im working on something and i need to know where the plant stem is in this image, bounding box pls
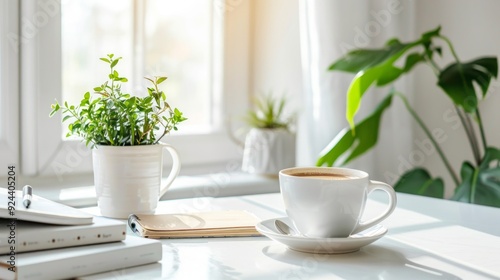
[470,168,479,203]
[155,127,170,144]
[476,109,488,151]
[465,112,482,163]
[428,39,484,164]
[66,107,97,147]
[395,91,460,186]
[455,106,481,165]
[426,56,441,76]
[438,35,461,63]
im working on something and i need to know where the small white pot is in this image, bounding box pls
[92,143,180,219]
[241,128,295,175]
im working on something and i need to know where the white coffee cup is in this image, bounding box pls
[279,167,397,238]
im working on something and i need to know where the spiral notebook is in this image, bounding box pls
[128,210,262,238]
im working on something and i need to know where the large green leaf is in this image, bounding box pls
[329,27,441,129]
[316,93,393,167]
[329,43,407,73]
[421,26,442,42]
[394,168,444,198]
[344,67,383,128]
[329,27,440,73]
[376,52,428,86]
[452,147,500,207]
[438,57,498,112]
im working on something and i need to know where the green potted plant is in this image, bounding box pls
[241,94,295,175]
[50,54,187,218]
[317,26,500,207]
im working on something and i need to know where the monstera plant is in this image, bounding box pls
[317,26,500,207]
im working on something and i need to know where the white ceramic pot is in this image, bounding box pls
[241,128,295,175]
[92,142,180,219]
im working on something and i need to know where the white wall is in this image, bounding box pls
[414,0,500,196]
[249,0,302,121]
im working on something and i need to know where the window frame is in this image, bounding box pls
[0,0,19,171]
[20,0,251,180]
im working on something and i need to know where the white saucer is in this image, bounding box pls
[256,217,387,254]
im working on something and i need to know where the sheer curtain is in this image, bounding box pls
[298,0,416,182]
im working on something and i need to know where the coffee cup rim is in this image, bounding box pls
[279,167,368,180]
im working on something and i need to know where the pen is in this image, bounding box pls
[23,185,33,208]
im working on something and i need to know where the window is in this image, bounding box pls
[0,0,19,171]
[61,0,212,134]
[19,0,250,180]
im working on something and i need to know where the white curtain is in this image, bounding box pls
[298,0,416,183]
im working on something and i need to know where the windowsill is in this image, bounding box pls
[31,172,280,208]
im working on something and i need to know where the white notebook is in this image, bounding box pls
[0,188,93,225]
[0,216,126,254]
[0,235,162,280]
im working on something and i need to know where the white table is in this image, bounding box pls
[81,192,500,279]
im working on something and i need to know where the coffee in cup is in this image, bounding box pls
[279,167,397,238]
[290,173,357,180]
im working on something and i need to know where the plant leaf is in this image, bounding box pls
[344,66,382,128]
[331,31,440,129]
[452,147,500,207]
[49,102,60,117]
[317,93,393,166]
[156,77,167,84]
[315,127,354,167]
[110,59,119,68]
[421,26,442,41]
[50,54,185,147]
[437,57,498,112]
[329,49,400,73]
[375,52,427,87]
[245,93,291,129]
[480,147,500,169]
[394,168,444,198]
[327,35,429,73]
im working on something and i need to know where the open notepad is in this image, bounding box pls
[128,210,262,238]
[0,189,93,225]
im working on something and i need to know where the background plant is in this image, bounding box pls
[50,54,187,147]
[244,93,293,130]
[317,26,500,207]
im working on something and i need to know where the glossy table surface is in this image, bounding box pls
[80,192,500,280]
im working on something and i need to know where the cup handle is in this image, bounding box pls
[158,142,181,199]
[351,180,397,235]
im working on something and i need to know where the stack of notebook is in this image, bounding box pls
[0,189,162,280]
